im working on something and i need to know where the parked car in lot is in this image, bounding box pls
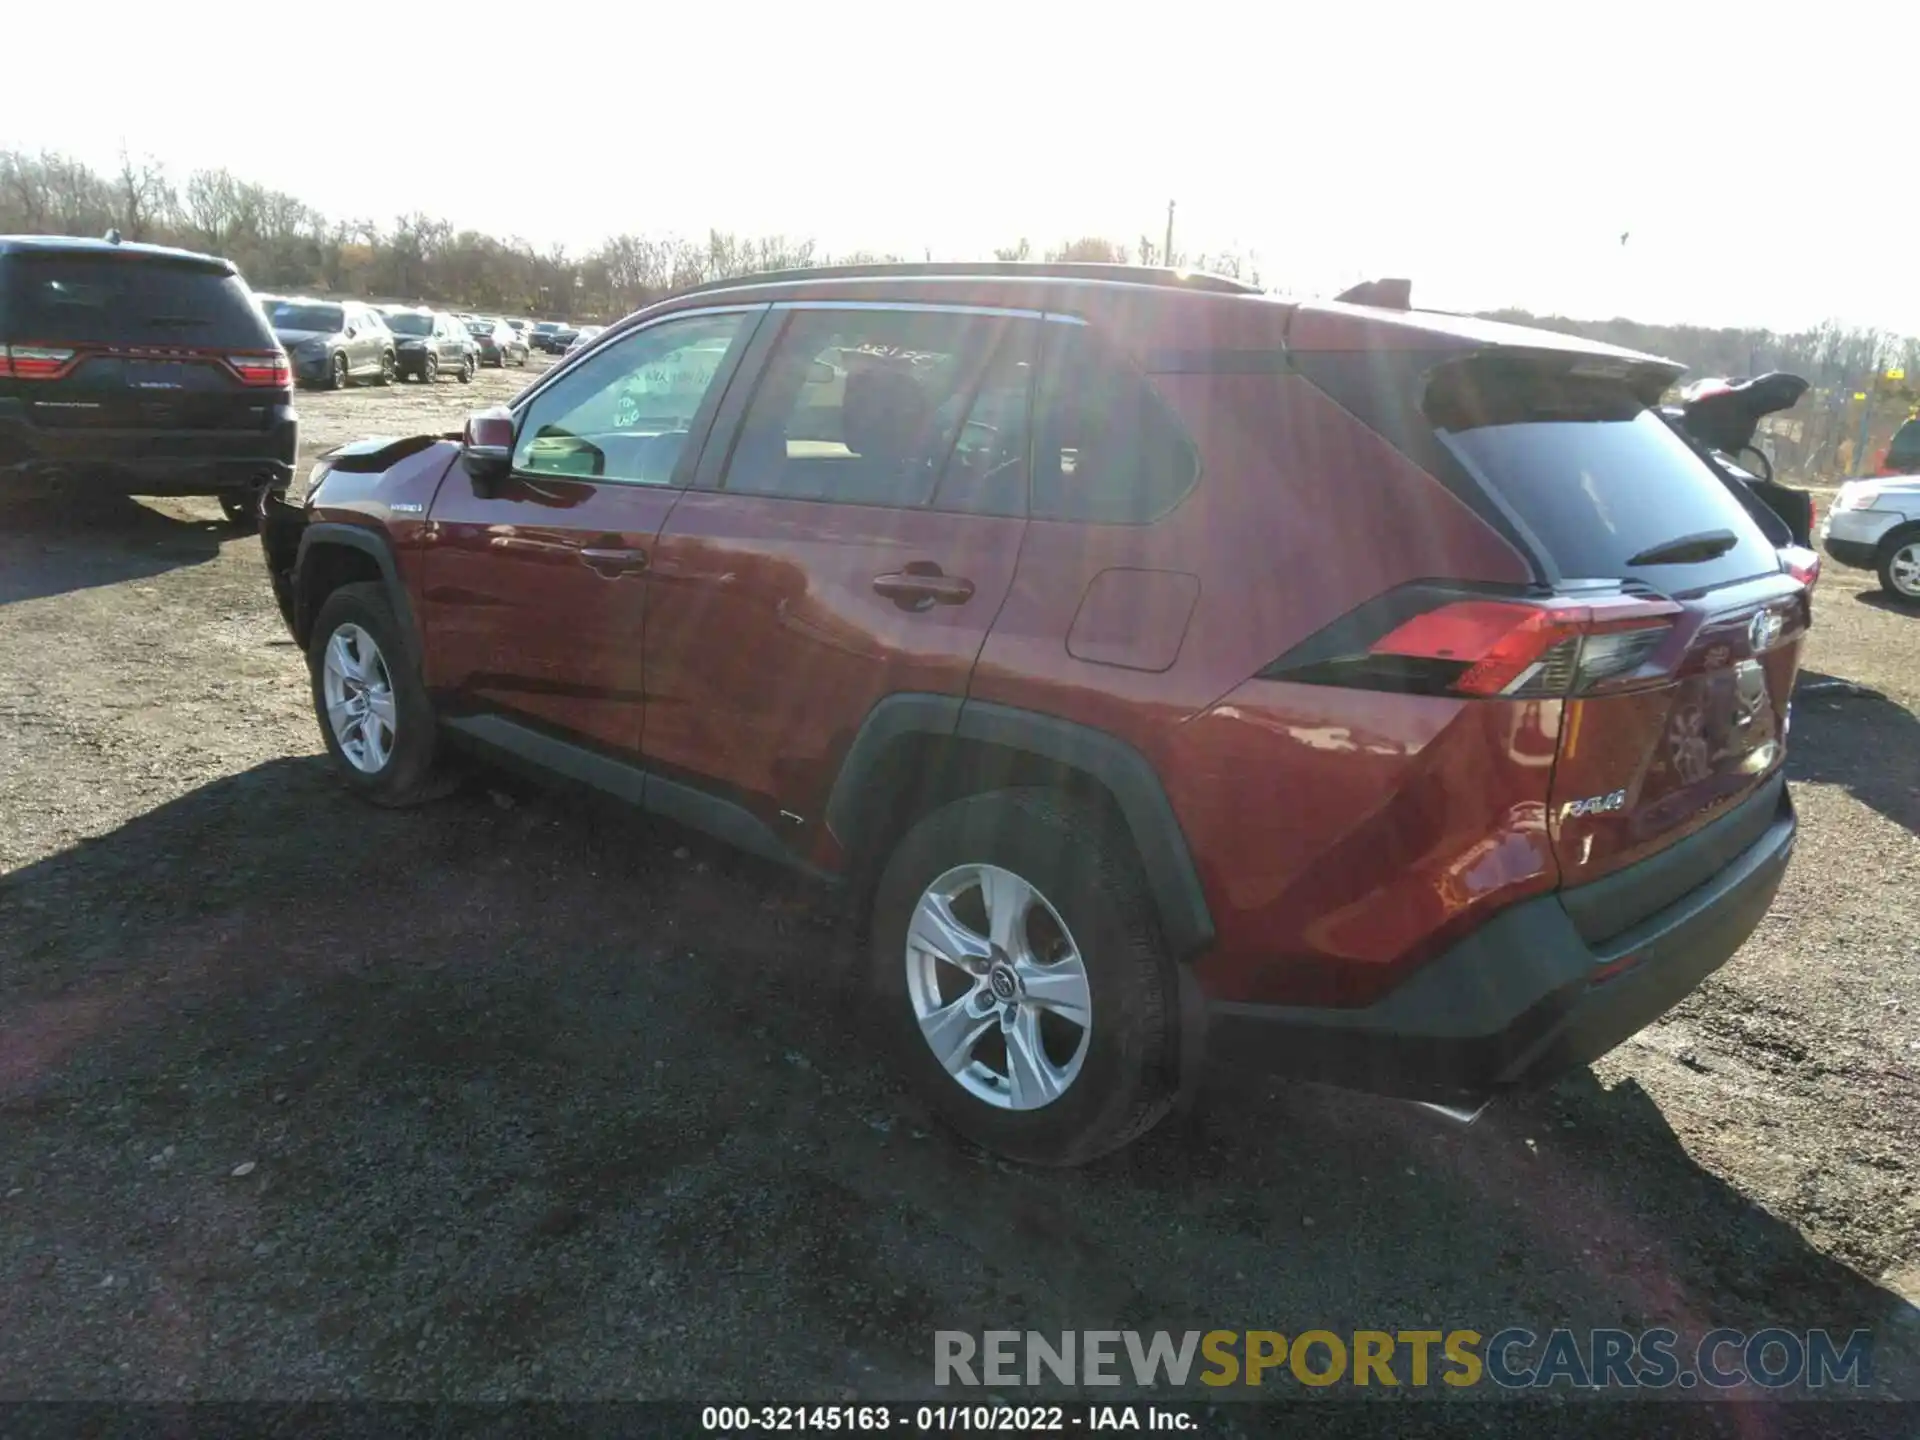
[265,299,395,389]
[0,234,295,528]
[377,307,477,384]
[1873,416,1920,477]
[563,324,604,354]
[466,316,529,368]
[259,261,1806,1165]
[1823,475,1920,603]
[538,323,580,354]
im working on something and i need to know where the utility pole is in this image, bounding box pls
[1164,200,1176,268]
[1853,370,1877,477]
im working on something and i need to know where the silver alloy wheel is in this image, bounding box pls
[904,863,1092,1111]
[321,623,398,773]
[1890,542,1920,597]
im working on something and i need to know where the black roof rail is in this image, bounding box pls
[1334,277,1412,309]
[667,260,1264,300]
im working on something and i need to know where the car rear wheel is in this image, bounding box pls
[1880,532,1920,604]
[421,354,439,385]
[308,582,455,807]
[458,356,475,384]
[868,788,1178,1166]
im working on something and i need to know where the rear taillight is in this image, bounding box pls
[1781,545,1821,590]
[1260,588,1681,698]
[0,344,80,380]
[226,351,291,388]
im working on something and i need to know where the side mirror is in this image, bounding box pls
[463,407,515,494]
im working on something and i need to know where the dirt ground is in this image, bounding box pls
[1,365,1917,1419]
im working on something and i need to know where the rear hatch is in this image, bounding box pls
[1426,353,1805,934]
[0,250,285,434]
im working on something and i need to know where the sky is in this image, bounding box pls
[11,1,1917,335]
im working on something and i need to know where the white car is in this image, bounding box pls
[564,325,606,354]
[1822,475,1920,602]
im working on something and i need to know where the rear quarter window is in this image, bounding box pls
[1427,359,1780,591]
[2,254,273,349]
[1029,324,1198,524]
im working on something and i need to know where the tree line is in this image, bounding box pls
[4,147,1909,478]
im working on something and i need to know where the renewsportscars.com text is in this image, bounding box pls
[934,1327,1873,1390]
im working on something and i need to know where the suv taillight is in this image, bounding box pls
[1260,588,1682,698]
[226,351,291,388]
[0,345,80,380]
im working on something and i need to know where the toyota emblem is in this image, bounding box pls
[1749,609,1783,653]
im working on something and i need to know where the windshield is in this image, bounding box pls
[466,321,493,335]
[269,302,344,334]
[384,312,433,337]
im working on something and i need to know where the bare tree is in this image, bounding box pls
[114,149,176,241]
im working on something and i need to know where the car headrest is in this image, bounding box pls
[841,365,933,464]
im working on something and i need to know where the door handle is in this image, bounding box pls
[872,566,975,611]
[581,546,647,577]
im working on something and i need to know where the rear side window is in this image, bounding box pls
[3,254,272,348]
[1030,324,1198,524]
[1428,359,1779,589]
[1888,419,1920,467]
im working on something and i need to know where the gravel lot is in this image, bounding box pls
[1,365,1917,1419]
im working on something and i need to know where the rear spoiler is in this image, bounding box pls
[1335,277,1412,309]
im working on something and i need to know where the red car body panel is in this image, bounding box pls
[642,491,1027,849]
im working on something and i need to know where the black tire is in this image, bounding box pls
[458,356,475,384]
[217,490,259,532]
[1876,526,1920,605]
[307,582,455,807]
[378,351,396,386]
[329,352,350,390]
[868,788,1178,1166]
[421,353,439,385]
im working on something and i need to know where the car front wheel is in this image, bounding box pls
[1879,532,1920,604]
[421,354,439,385]
[869,788,1178,1166]
[329,352,349,390]
[458,356,475,384]
[308,582,455,807]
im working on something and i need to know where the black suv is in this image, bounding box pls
[0,234,296,526]
[379,308,478,384]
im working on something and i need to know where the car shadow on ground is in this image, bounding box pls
[0,494,228,606]
[0,759,1914,1406]
[1790,669,1920,838]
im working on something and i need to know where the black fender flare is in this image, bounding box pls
[294,522,423,661]
[825,695,1216,962]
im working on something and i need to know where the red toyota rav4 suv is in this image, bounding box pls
[260,263,1804,1165]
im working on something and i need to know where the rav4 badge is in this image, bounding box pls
[1563,789,1628,818]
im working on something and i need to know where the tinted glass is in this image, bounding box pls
[384,312,431,336]
[4,255,271,348]
[1887,419,1920,467]
[1430,361,1779,588]
[721,307,1024,508]
[513,311,749,485]
[1029,324,1198,523]
[269,302,345,334]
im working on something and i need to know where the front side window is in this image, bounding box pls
[720,307,1033,511]
[512,310,752,486]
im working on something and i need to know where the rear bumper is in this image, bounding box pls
[0,402,297,496]
[1205,785,1797,1104]
[1821,536,1879,570]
